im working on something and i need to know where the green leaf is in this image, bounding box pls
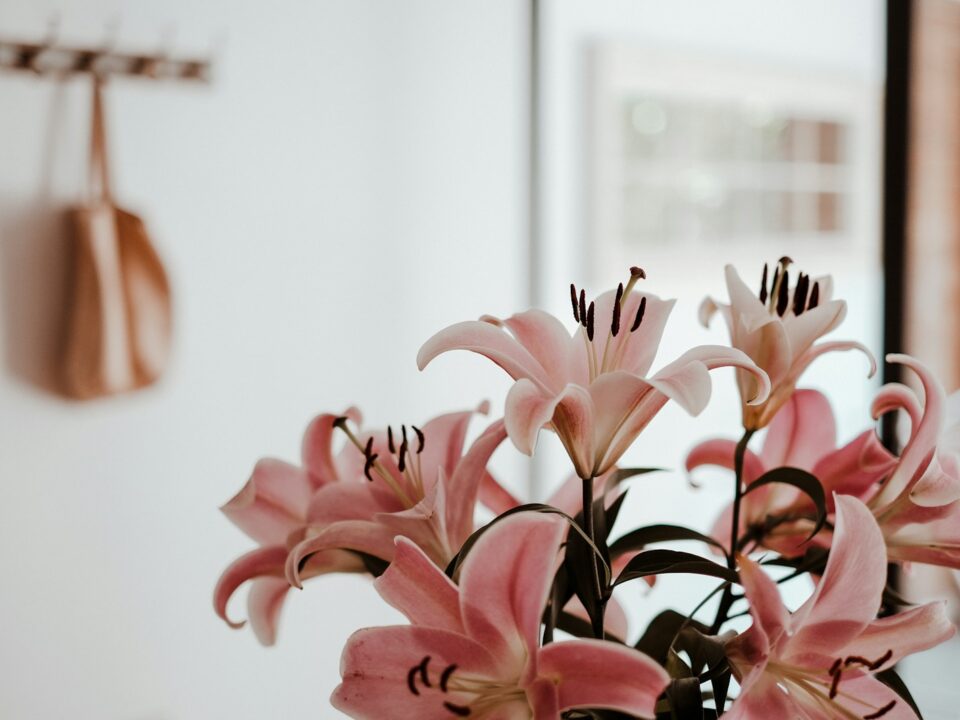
[615,549,739,587]
[610,524,729,561]
[875,668,924,719]
[743,467,827,545]
[608,466,664,487]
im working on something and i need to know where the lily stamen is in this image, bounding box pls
[333,417,416,507]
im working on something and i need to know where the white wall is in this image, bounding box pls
[0,1,528,718]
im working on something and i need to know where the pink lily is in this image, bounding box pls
[283,405,508,587]
[214,405,506,644]
[686,389,894,555]
[332,513,670,719]
[868,355,960,566]
[213,408,366,645]
[699,260,875,430]
[725,495,954,719]
[418,269,769,480]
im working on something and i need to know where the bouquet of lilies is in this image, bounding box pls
[215,258,960,719]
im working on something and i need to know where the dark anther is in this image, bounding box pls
[611,283,623,337]
[440,663,457,693]
[402,424,409,448]
[630,296,647,332]
[398,438,408,473]
[770,266,780,303]
[829,658,842,676]
[779,255,793,265]
[845,649,892,671]
[864,700,897,719]
[630,266,646,279]
[828,669,842,699]
[793,273,810,316]
[333,416,351,431]
[417,655,432,688]
[363,438,378,481]
[443,701,471,717]
[759,263,769,304]
[412,425,425,454]
[407,665,420,696]
[586,301,595,341]
[776,270,790,317]
[578,289,587,327]
[808,281,820,310]
[570,283,580,323]
[387,426,396,454]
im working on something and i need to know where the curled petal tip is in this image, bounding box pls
[697,296,719,328]
[476,399,491,415]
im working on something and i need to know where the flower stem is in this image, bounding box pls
[582,476,606,639]
[711,428,754,633]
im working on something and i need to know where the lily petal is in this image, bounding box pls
[213,545,288,629]
[445,419,509,545]
[247,577,291,646]
[302,408,361,485]
[285,521,397,588]
[843,601,954,668]
[537,639,669,718]
[375,537,464,634]
[220,459,312,546]
[760,389,836,469]
[685,438,765,485]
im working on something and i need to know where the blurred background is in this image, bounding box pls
[0,0,957,718]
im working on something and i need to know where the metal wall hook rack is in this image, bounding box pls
[0,36,212,83]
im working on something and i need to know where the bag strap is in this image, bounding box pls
[89,75,112,204]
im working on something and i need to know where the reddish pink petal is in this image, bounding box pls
[501,309,577,388]
[373,479,453,566]
[536,639,669,718]
[417,319,554,391]
[787,340,877,394]
[246,577,290,646]
[302,408,361,485]
[332,626,500,720]
[445,419,509,546]
[760,389,836,469]
[458,514,566,674]
[738,554,790,648]
[375,537,464,633]
[417,407,483,490]
[213,545,287,629]
[561,595,629,642]
[844,601,954,667]
[685,438,765,485]
[479,472,522,515]
[788,496,886,659]
[285,521,397,588]
[812,430,894,504]
[220,459,312,546]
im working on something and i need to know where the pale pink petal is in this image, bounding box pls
[550,384,596,480]
[458,514,566,673]
[246,577,291,646]
[374,479,452,566]
[302,408,361,485]
[375,537,464,634]
[417,407,482,489]
[589,290,675,378]
[500,309,576,388]
[880,355,945,504]
[445,419,509,546]
[220,459,312,546]
[724,264,778,336]
[910,453,960,507]
[214,545,288,629]
[738,554,790,647]
[537,639,669,718]
[782,299,847,358]
[760,389,836,469]
[788,496,886,659]
[332,626,500,720]
[788,340,877,390]
[504,378,559,456]
[871,382,923,431]
[417,320,553,391]
[833,675,921,720]
[724,672,796,720]
[685,438,765,485]
[698,294,733,334]
[306,481,404,525]
[843,601,954,667]
[655,345,772,407]
[285,521,397,588]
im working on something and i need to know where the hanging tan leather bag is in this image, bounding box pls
[62,77,172,399]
